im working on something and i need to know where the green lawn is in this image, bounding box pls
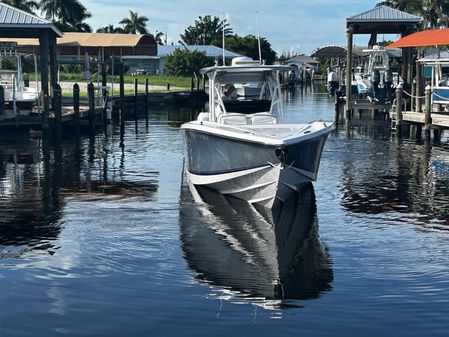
[29,73,192,88]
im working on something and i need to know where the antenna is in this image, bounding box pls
[222,13,226,66]
[256,12,262,64]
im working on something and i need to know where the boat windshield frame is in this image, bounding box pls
[203,65,291,123]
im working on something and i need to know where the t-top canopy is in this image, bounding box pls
[387,28,449,48]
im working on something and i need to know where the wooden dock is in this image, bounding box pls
[400,111,449,128]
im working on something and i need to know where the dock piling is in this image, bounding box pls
[134,78,138,120]
[145,78,149,128]
[395,84,404,136]
[0,86,4,116]
[119,63,125,144]
[424,85,432,140]
[53,83,62,140]
[73,83,80,133]
[88,82,95,133]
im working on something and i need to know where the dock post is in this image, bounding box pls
[88,82,95,134]
[395,84,403,137]
[191,77,194,92]
[334,94,340,125]
[119,63,125,144]
[73,83,80,134]
[416,59,423,112]
[424,85,432,140]
[345,26,353,122]
[167,83,170,91]
[0,86,4,116]
[196,76,200,115]
[53,83,62,141]
[134,78,138,120]
[411,79,416,112]
[145,78,149,128]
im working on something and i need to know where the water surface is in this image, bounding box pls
[1,85,449,336]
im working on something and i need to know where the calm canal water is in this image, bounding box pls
[1,85,449,336]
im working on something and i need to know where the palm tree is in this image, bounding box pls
[2,0,39,13]
[96,25,125,34]
[40,0,92,32]
[377,0,449,28]
[376,0,422,14]
[153,31,165,45]
[421,0,449,28]
[119,11,149,34]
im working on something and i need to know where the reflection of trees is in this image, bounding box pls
[179,182,333,308]
[0,132,159,254]
[340,139,449,223]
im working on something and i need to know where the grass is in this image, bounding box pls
[29,72,191,88]
[61,88,182,98]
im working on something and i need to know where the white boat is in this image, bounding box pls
[180,57,334,208]
[355,45,402,102]
[418,55,449,107]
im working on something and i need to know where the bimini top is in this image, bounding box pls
[387,28,449,48]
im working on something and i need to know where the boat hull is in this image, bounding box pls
[182,125,331,207]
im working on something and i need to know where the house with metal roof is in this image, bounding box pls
[156,45,242,75]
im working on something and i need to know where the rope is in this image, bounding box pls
[432,92,449,101]
[401,89,425,99]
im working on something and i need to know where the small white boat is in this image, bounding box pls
[180,57,334,208]
[355,45,402,102]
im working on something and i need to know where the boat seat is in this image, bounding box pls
[218,113,248,125]
[250,113,278,124]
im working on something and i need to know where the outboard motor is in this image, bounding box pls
[371,69,380,99]
[327,71,339,96]
[384,70,393,101]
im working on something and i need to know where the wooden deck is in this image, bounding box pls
[401,111,449,128]
[0,105,102,128]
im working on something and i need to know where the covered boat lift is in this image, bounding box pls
[0,2,62,131]
[345,6,422,115]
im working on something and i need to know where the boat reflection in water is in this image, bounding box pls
[179,181,333,309]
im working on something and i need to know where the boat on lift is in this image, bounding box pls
[180,57,333,208]
[355,45,402,102]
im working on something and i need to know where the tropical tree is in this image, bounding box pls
[180,15,233,46]
[377,0,449,28]
[153,31,165,45]
[96,25,125,34]
[40,0,92,32]
[226,35,277,65]
[376,0,422,14]
[164,48,214,77]
[119,11,149,34]
[421,0,449,28]
[2,0,39,13]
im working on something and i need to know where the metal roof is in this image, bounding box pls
[0,2,62,36]
[158,45,242,58]
[387,28,449,48]
[347,5,422,23]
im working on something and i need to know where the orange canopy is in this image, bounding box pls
[387,28,449,48]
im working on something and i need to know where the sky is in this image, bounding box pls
[83,0,384,55]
